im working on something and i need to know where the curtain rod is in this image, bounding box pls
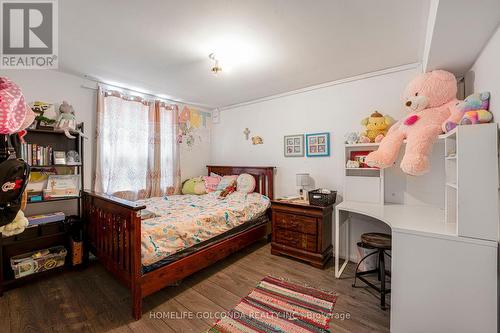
[81,75,213,111]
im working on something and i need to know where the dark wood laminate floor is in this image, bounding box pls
[0,241,390,333]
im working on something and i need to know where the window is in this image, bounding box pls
[94,88,179,200]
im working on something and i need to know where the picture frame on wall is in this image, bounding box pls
[306,132,330,157]
[284,134,304,157]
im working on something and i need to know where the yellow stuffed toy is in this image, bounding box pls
[360,111,394,143]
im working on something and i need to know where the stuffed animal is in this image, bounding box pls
[365,70,458,176]
[0,210,28,237]
[442,92,492,133]
[360,111,394,143]
[30,101,57,128]
[56,101,77,139]
[344,132,359,144]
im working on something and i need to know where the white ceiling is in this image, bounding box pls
[60,0,430,108]
[424,0,500,76]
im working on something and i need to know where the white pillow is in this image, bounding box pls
[236,173,256,193]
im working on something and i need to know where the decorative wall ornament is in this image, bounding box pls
[177,105,212,148]
[212,108,220,124]
[306,132,330,157]
[284,134,304,157]
[243,128,250,140]
[251,136,263,145]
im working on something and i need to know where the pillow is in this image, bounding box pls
[203,175,222,192]
[236,173,256,193]
[182,177,207,195]
[216,175,238,191]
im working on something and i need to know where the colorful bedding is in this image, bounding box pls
[137,191,271,267]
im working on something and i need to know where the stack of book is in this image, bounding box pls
[20,143,54,166]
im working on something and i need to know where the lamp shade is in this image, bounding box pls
[296,173,311,186]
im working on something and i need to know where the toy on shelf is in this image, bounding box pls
[346,160,360,168]
[358,136,371,144]
[360,111,394,143]
[30,101,57,129]
[365,70,458,176]
[56,101,78,139]
[344,132,359,144]
[442,92,493,133]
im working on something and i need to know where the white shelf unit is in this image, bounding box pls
[443,123,499,241]
[344,143,384,204]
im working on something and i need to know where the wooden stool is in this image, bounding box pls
[352,232,392,310]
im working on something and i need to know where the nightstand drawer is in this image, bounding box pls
[274,212,317,235]
[275,229,317,252]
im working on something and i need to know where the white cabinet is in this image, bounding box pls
[391,231,498,333]
[443,123,499,241]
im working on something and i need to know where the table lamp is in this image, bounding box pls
[296,173,311,200]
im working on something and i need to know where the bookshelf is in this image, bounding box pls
[0,126,85,294]
[344,142,384,204]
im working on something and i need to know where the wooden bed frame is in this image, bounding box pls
[83,165,274,320]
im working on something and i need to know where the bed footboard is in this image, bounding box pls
[83,191,145,318]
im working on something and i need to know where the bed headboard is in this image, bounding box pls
[207,165,275,200]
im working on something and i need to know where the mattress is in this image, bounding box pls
[136,191,271,269]
[142,214,269,273]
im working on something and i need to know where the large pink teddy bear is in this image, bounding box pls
[365,70,458,176]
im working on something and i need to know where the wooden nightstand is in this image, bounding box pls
[271,200,333,268]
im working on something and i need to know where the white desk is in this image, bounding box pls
[335,200,498,333]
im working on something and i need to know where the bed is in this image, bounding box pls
[82,165,274,320]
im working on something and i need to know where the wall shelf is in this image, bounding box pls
[344,142,380,148]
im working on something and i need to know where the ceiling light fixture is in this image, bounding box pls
[209,53,222,75]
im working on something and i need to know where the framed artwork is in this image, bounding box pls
[306,132,330,157]
[284,134,304,157]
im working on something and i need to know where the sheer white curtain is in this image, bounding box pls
[94,86,180,200]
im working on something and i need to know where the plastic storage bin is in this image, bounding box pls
[10,246,67,279]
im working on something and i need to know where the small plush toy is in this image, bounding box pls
[56,101,77,139]
[360,111,394,143]
[358,136,371,144]
[442,92,492,133]
[30,101,57,127]
[219,180,237,198]
[365,70,458,176]
[344,132,359,144]
[0,210,28,237]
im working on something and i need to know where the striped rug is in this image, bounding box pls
[208,276,336,333]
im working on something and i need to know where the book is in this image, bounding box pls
[20,142,56,166]
[27,212,66,226]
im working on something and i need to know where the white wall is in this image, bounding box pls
[467,25,500,117]
[211,67,420,259]
[0,69,211,190]
[0,69,96,190]
[211,67,420,199]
